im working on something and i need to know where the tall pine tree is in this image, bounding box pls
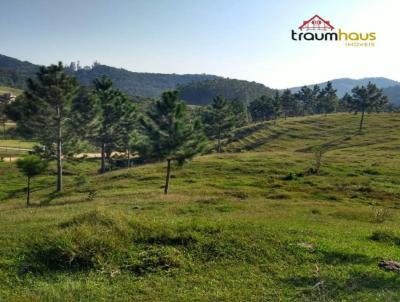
[280,89,297,119]
[92,76,132,173]
[14,63,79,192]
[317,81,338,116]
[141,91,206,194]
[202,96,234,152]
[347,82,388,133]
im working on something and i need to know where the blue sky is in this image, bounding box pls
[1,0,398,88]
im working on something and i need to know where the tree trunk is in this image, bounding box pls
[101,143,106,173]
[26,177,31,207]
[359,110,365,133]
[164,159,171,194]
[127,149,131,168]
[217,127,221,153]
[56,109,62,192]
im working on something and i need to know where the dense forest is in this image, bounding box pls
[0,55,38,88]
[70,63,219,98]
[178,78,275,105]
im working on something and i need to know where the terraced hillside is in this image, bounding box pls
[1,113,400,301]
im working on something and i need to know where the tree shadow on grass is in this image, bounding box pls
[284,270,400,294]
[296,131,359,153]
[317,250,376,265]
[1,185,52,202]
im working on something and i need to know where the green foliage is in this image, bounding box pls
[141,90,205,163]
[16,154,47,179]
[16,63,80,191]
[280,89,299,118]
[16,154,47,206]
[315,81,338,115]
[347,82,388,114]
[248,95,280,121]
[178,78,275,106]
[347,82,388,132]
[141,91,206,193]
[0,54,38,89]
[0,54,218,98]
[202,96,236,152]
[72,64,218,98]
[91,76,138,172]
[295,85,317,115]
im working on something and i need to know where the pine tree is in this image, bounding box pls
[311,85,321,114]
[295,86,314,115]
[91,76,131,173]
[347,82,388,133]
[271,91,282,123]
[16,155,47,206]
[14,63,79,192]
[280,89,297,119]
[229,98,248,128]
[249,95,276,122]
[317,81,338,116]
[141,91,206,194]
[114,96,138,168]
[202,96,235,152]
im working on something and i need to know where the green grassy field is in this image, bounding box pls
[1,113,400,301]
[0,86,23,96]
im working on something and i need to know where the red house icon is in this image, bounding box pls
[299,15,334,31]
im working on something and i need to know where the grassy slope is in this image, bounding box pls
[0,86,23,96]
[1,113,400,301]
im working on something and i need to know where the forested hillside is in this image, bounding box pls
[0,54,219,98]
[0,54,38,88]
[178,78,275,105]
[72,64,219,98]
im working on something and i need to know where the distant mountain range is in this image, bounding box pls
[0,53,399,105]
[290,77,400,96]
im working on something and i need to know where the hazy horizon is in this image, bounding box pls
[1,0,399,88]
